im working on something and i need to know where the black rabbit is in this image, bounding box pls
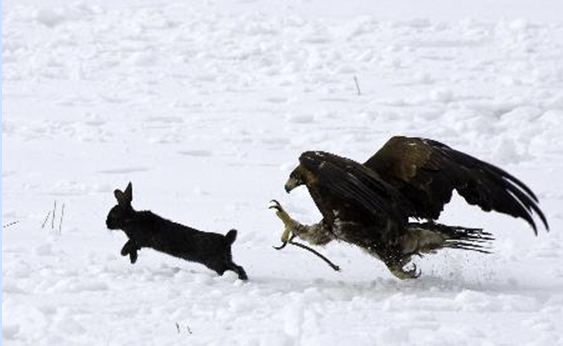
[106,182,248,280]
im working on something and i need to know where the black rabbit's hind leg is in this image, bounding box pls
[204,258,248,280]
[227,261,248,280]
[205,260,227,277]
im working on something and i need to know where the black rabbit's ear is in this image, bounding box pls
[114,189,128,207]
[123,182,133,203]
[114,182,132,207]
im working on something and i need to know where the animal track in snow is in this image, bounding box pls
[98,167,150,174]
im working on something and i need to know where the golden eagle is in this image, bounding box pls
[270,136,549,279]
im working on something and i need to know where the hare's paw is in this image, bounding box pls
[120,240,133,256]
[129,249,138,264]
[120,240,139,264]
[120,239,139,258]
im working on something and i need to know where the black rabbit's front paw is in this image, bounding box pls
[129,249,138,264]
[120,247,130,256]
[120,240,134,256]
[120,240,140,264]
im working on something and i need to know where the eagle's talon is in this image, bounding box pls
[269,199,283,212]
[269,200,297,244]
[269,201,293,226]
[408,264,421,278]
[388,262,421,280]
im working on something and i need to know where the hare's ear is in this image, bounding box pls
[123,182,133,203]
[114,182,133,207]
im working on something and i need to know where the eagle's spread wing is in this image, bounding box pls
[299,151,410,226]
[363,136,549,234]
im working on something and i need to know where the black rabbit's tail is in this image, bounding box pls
[225,229,238,245]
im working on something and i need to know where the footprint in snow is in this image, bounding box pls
[98,167,150,174]
[145,116,184,124]
[318,97,351,103]
[285,114,314,124]
[178,150,213,157]
[265,96,289,104]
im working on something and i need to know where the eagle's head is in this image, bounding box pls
[285,165,308,193]
[286,152,326,193]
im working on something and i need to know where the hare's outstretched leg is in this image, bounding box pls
[120,239,140,264]
[226,261,248,280]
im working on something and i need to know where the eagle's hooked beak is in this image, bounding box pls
[284,176,301,193]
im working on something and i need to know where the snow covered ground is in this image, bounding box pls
[3,0,563,344]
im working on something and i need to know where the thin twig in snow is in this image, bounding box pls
[42,211,52,229]
[353,76,361,95]
[58,203,65,234]
[52,200,57,230]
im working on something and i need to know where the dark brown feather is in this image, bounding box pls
[299,151,412,228]
[364,136,549,234]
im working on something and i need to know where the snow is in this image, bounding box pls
[3,0,563,344]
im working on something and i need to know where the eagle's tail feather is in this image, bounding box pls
[405,222,494,255]
[441,225,495,254]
